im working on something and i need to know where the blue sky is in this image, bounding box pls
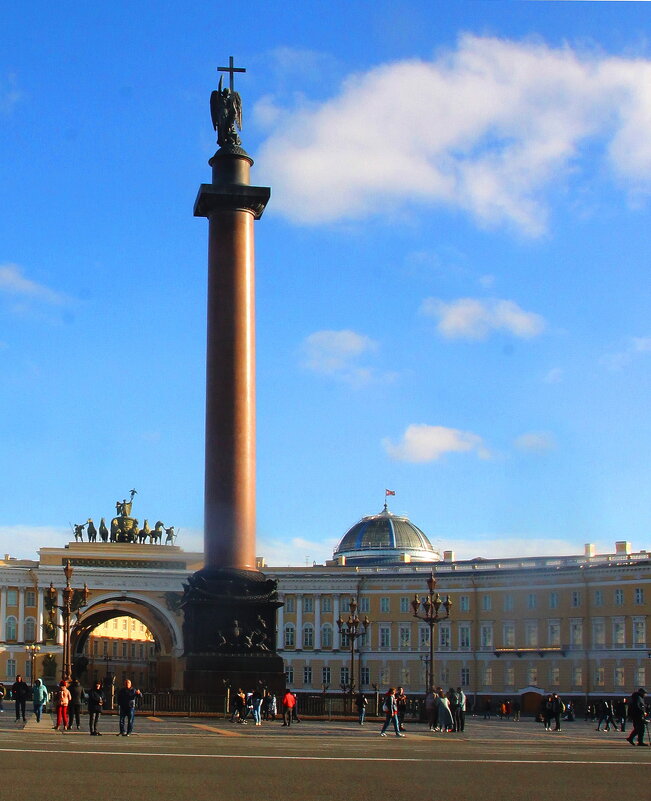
[1,1,650,564]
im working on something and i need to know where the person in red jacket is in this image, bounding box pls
[281,688,296,727]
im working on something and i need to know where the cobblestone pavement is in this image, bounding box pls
[0,711,648,801]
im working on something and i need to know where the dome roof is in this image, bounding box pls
[333,504,439,565]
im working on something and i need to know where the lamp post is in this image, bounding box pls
[25,643,41,684]
[53,560,90,681]
[336,598,369,702]
[411,572,452,693]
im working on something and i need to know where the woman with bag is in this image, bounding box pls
[379,688,405,737]
[53,680,71,731]
[87,680,105,736]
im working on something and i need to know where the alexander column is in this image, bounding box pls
[182,58,284,693]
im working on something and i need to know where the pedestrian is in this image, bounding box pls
[436,689,454,732]
[551,693,564,731]
[88,680,105,736]
[116,678,141,736]
[448,688,460,730]
[291,692,301,722]
[543,694,554,731]
[379,688,404,737]
[614,698,627,732]
[12,674,29,722]
[483,698,492,719]
[0,682,5,712]
[32,678,48,723]
[252,688,263,726]
[355,691,368,725]
[626,688,648,746]
[67,678,85,730]
[230,688,246,723]
[456,687,466,732]
[596,699,617,732]
[425,689,437,731]
[395,686,408,731]
[53,680,71,731]
[281,688,296,727]
[512,700,521,722]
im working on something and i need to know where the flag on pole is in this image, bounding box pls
[385,489,396,496]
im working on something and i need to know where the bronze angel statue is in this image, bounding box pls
[210,76,243,150]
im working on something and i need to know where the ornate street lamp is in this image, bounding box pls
[411,572,452,693]
[52,560,90,681]
[336,597,370,700]
[25,643,41,684]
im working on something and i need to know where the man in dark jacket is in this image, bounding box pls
[66,679,85,730]
[626,688,648,746]
[12,675,29,722]
[116,679,141,736]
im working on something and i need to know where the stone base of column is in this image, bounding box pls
[182,567,285,695]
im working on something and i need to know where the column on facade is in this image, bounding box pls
[332,595,340,650]
[56,590,64,646]
[0,588,6,641]
[17,588,25,642]
[295,594,303,649]
[36,589,44,642]
[314,595,321,649]
[276,595,284,651]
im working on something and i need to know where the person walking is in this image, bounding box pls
[230,688,246,723]
[252,688,263,726]
[626,688,648,746]
[380,688,405,737]
[12,674,29,723]
[32,679,48,723]
[395,686,408,731]
[53,680,71,731]
[67,679,85,730]
[456,687,466,732]
[355,691,368,725]
[551,693,564,731]
[281,688,296,727]
[87,680,105,736]
[116,678,141,736]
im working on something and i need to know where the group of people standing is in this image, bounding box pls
[229,688,300,727]
[7,675,142,737]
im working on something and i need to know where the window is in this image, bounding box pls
[130,643,136,658]
[527,593,537,610]
[112,642,118,658]
[503,594,514,612]
[340,631,350,648]
[550,667,560,686]
[573,666,583,686]
[460,667,470,687]
[285,597,295,613]
[595,666,605,687]
[93,642,98,656]
[25,590,36,607]
[7,658,16,680]
[594,590,603,607]
[613,619,625,648]
[340,667,349,686]
[380,597,390,613]
[25,659,32,681]
[283,623,295,648]
[549,592,558,610]
[5,616,17,640]
[593,620,605,647]
[321,624,332,648]
[633,620,645,646]
[439,667,450,686]
[525,622,538,648]
[571,591,581,608]
[481,594,492,612]
[303,596,313,613]
[614,667,625,687]
[548,622,560,647]
[400,597,410,613]
[527,667,538,685]
[399,625,411,649]
[379,626,391,649]
[505,666,515,686]
[24,617,36,642]
[113,619,118,630]
[635,588,645,606]
[439,625,450,649]
[482,666,492,685]
[122,643,127,658]
[379,666,390,685]
[419,626,430,648]
[570,621,583,647]
[614,589,624,606]
[122,619,127,631]
[321,597,332,613]
[503,623,515,648]
[361,666,370,686]
[459,624,471,649]
[303,666,312,686]
[359,597,370,613]
[322,666,331,685]
[303,624,314,649]
[480,624,493,649]
[285,666,294,684]
[7,590,17,607]
[103,641,108,656]
[139,644,145,659]
[636,667,646,687]
[459,596,470,612]
[400,668,410,686]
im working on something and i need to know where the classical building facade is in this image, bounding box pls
[0,505,648,709]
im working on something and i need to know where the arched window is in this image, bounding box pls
[321,623,332,648]
[303,624,314,649]
[284,623,295,648]
[5,616,17,641]
[24,617,36,642]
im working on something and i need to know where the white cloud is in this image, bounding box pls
[0,526,65,560]
[258,535,339,567]
[421,297,545,340]
[514,432,556,452]
[543,367,563,384]
[301,329,388,385]
[257,35,651,233]
[0,263,70,306]
[449,536,607,561]
[0,73,21,114]
[632,336,651,352]
[383,423,490,463]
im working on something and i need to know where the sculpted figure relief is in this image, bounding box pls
[210,76,243,150]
